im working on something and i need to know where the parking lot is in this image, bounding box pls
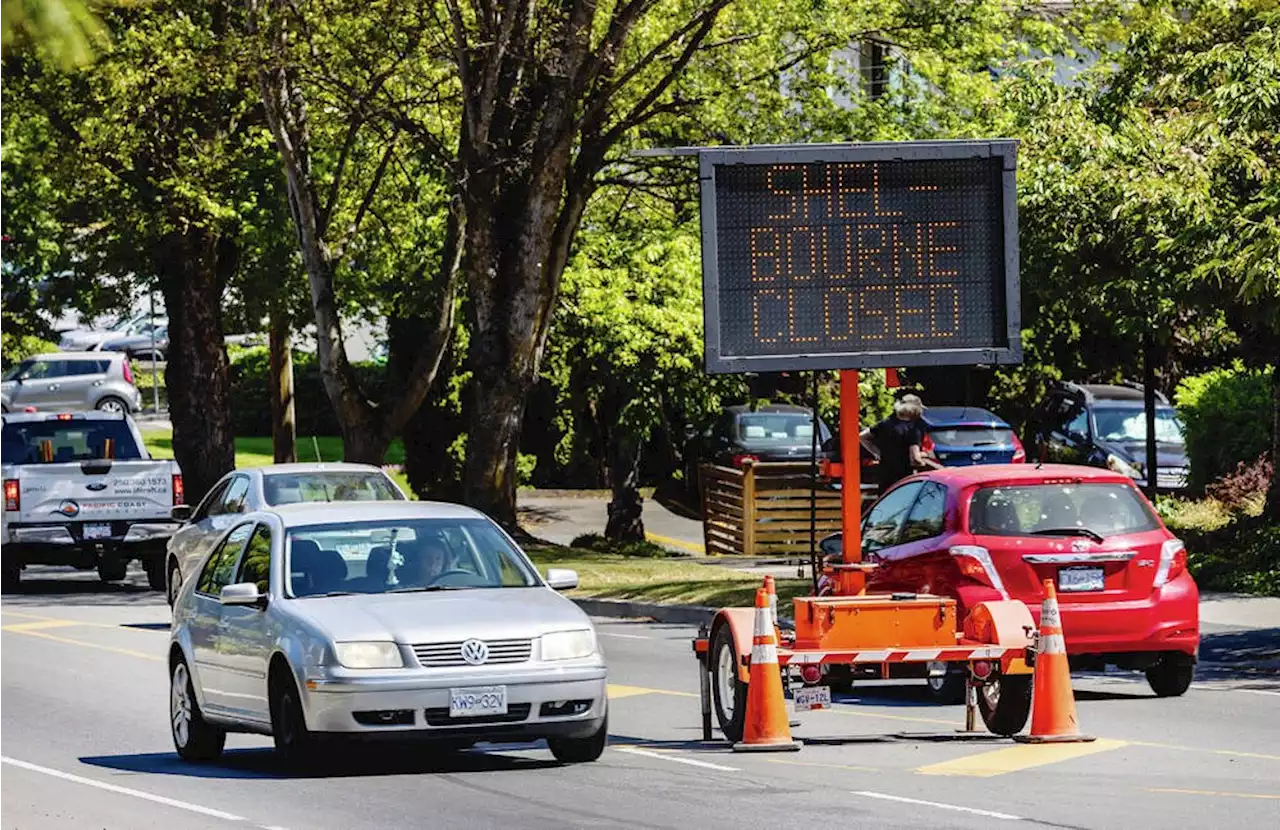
[3,565,1277,830]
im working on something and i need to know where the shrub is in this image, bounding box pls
[569,533,678,558]
[228,347,389,437]
[0,333,57,369]
[1175,363,1272,490]
[1182,519,1280,597]
[1205,455,1271,514]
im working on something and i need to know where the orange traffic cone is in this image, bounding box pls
[1015,579,1095,744]
[733,587,802,752]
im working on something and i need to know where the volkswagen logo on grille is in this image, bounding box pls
[460,639,489,665]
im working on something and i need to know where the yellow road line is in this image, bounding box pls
[3,628,162,662]
[1129,740,1280,762]
[1149,788,1280,801]
[916,738,1128,777]
[2,620,83,632]
[608,684,698,699]
[758,757,880,773]
[645,532,705,555]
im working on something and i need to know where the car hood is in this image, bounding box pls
[1100,440,1187,467]
[285,586,592,644]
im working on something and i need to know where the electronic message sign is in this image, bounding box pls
[698,141,1021,373]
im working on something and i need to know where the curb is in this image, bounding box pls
[572,596,796,629]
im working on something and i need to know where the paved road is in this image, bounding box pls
[3,566,1279,829]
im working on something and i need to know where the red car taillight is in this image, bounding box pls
[949,545,1008,597]
[1011,434,1026,463]
[1154,539,1186,588]
[731,453,758,468]
[921,432,935,454]
[172,474,185,506]
[122,360,135,385]
[4,479,19,511]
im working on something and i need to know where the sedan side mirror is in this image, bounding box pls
[220,582,266,607]
[545,568,579,591]
[170,504,193,522]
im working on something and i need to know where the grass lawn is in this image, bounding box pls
[526,545,810,613]
[141,427,412,495]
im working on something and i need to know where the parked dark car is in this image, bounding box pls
[684,404,833,493]
[1028,382,1189,491]
[100,325,168,362]
[921,406,1025,467]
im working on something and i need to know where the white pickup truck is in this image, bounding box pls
[2,411,185,591]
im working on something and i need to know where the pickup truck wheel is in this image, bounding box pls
[171,658,225,761]
[977,673,1032,736]
[143,558,166,591]
[2,562,21,593]
[97,560,128,583]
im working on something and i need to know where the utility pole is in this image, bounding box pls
[150,290,160,413]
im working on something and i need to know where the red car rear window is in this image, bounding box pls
[970,483,1160,539]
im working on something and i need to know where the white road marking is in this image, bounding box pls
[615,746,740,771]
[598,632,652,640]
[852,790,1022,820]
[1,756,251,824]
[1235,688,1280,697]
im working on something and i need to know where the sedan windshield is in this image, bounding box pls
[263,471,403,506]
[1093,407,1184,445]
[970,483,1160,539]
[286,518,539,597]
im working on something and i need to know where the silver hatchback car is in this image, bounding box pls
[1,352,142,414]
[168,502,608,765]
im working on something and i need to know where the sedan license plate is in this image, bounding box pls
[1058,566,1104,592]
[449,686,508,718]
[83,523,112,540]
[793,685,831,711]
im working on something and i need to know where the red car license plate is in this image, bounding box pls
[1058,566,1104,592]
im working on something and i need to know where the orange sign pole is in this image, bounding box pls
[838,369,865,595]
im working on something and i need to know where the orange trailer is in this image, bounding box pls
[693,370,1037,742]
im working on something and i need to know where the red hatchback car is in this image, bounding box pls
[858,464,1198,700]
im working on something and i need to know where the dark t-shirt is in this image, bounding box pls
[870,417,925,489]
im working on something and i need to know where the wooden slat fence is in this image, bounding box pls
[699,461,841,556]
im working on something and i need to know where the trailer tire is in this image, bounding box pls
[143,558,166,591]
[710,624,747,743]
[977,673,1032,736]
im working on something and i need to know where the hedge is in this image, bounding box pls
[1175,362,1273,491]
[229,347,389,437]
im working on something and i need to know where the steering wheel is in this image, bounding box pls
[428,568,480,588]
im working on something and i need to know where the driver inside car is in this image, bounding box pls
[406,538,452,586]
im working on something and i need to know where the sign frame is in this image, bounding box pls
[698,139,1022,374]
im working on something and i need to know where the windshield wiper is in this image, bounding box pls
[385,585,466,594]
[1031,527,1105,543]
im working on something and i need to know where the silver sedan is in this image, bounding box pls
[167,501,608,766]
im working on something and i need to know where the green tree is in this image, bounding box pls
[2,0,285,499]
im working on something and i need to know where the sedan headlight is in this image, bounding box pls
[541,629,597,661]
[334,641,403,669]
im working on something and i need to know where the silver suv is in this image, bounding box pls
[1,352,143,414]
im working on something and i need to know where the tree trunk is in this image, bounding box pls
[157,229,235,504]
[462,367,528,525]
[1266,363,1280,522]
[604,428,645,541]
[269,306,296,463]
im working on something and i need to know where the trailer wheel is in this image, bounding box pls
[710,624,747,743]
[977,673,1032,736]
[926,661,967,704]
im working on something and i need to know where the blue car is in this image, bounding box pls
[920,406,1025,466]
